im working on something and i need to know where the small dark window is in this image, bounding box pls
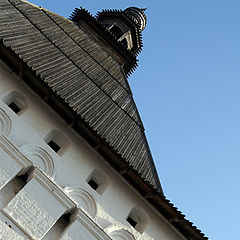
[48,140,61,153]
[127,207,149,233]
[8,101,21,114]
[103,23,110,28]
[44,129,69,156]
[110,25,124,39]
[127,216,137,228]
[86,169,109,195]
[88,179,99,191]
[3,91,27,116]
[121,38,128,48]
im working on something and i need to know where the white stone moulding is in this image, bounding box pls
[0,134,31,190]
[19,144,55,178]
[60,211,112,240]
[0,135,31,172]
[109,229,136,240]
[0,219,26,240]
[2,168,77,239]
[28,168,76,211]
[64,186,97,218]
[3,188,54,239]
[106,225,136,240]
[1,166,113,240]
[0,108,12,137]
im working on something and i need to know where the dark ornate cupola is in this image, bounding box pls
[97,7,146,54]
[70,7,147,75]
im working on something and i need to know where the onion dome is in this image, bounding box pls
[124,7,147,32]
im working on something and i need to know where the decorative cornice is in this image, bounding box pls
[20,144,55,177]
[0,134,32,174]
[29,168,77,211]
[0,108,12,137]
[64,186,97,218]
[75,210,112,240]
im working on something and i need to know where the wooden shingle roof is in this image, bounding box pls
[0,1,208,239]
[0,0,161,190]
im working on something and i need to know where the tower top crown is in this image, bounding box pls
[124,7,147,32]
[70,6,147,75]
[96,7,146,55]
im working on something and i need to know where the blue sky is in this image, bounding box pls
[29,1,240,239]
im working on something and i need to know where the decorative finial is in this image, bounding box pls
[124,7,147,32]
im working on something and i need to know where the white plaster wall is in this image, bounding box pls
[0,61,185,240]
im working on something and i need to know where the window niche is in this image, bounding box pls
[86,169,109,195]
[44,129,70,156]
[121,38,128,48]
[2,91,27,115]
[126,207,149,234]
[110,25,124,39]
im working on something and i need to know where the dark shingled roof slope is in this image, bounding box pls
[0,0,162,190]
[0,1,208,239]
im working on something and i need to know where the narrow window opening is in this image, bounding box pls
[8,101,21,114]
[44,129,70,156]
[126,207,149,233]
[88,179,99,191]
[86,169,109,195]
[127,216,137,228]
[48,140,61,153]
[2,91,27,116]
[110,25,124,39]
[121,38,128,48]
[103,23,110,28]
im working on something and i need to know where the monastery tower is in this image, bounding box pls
[0,1,207,239]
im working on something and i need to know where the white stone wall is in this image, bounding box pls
[0,60,185,240]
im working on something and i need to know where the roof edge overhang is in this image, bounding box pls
[0,41,208,240]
